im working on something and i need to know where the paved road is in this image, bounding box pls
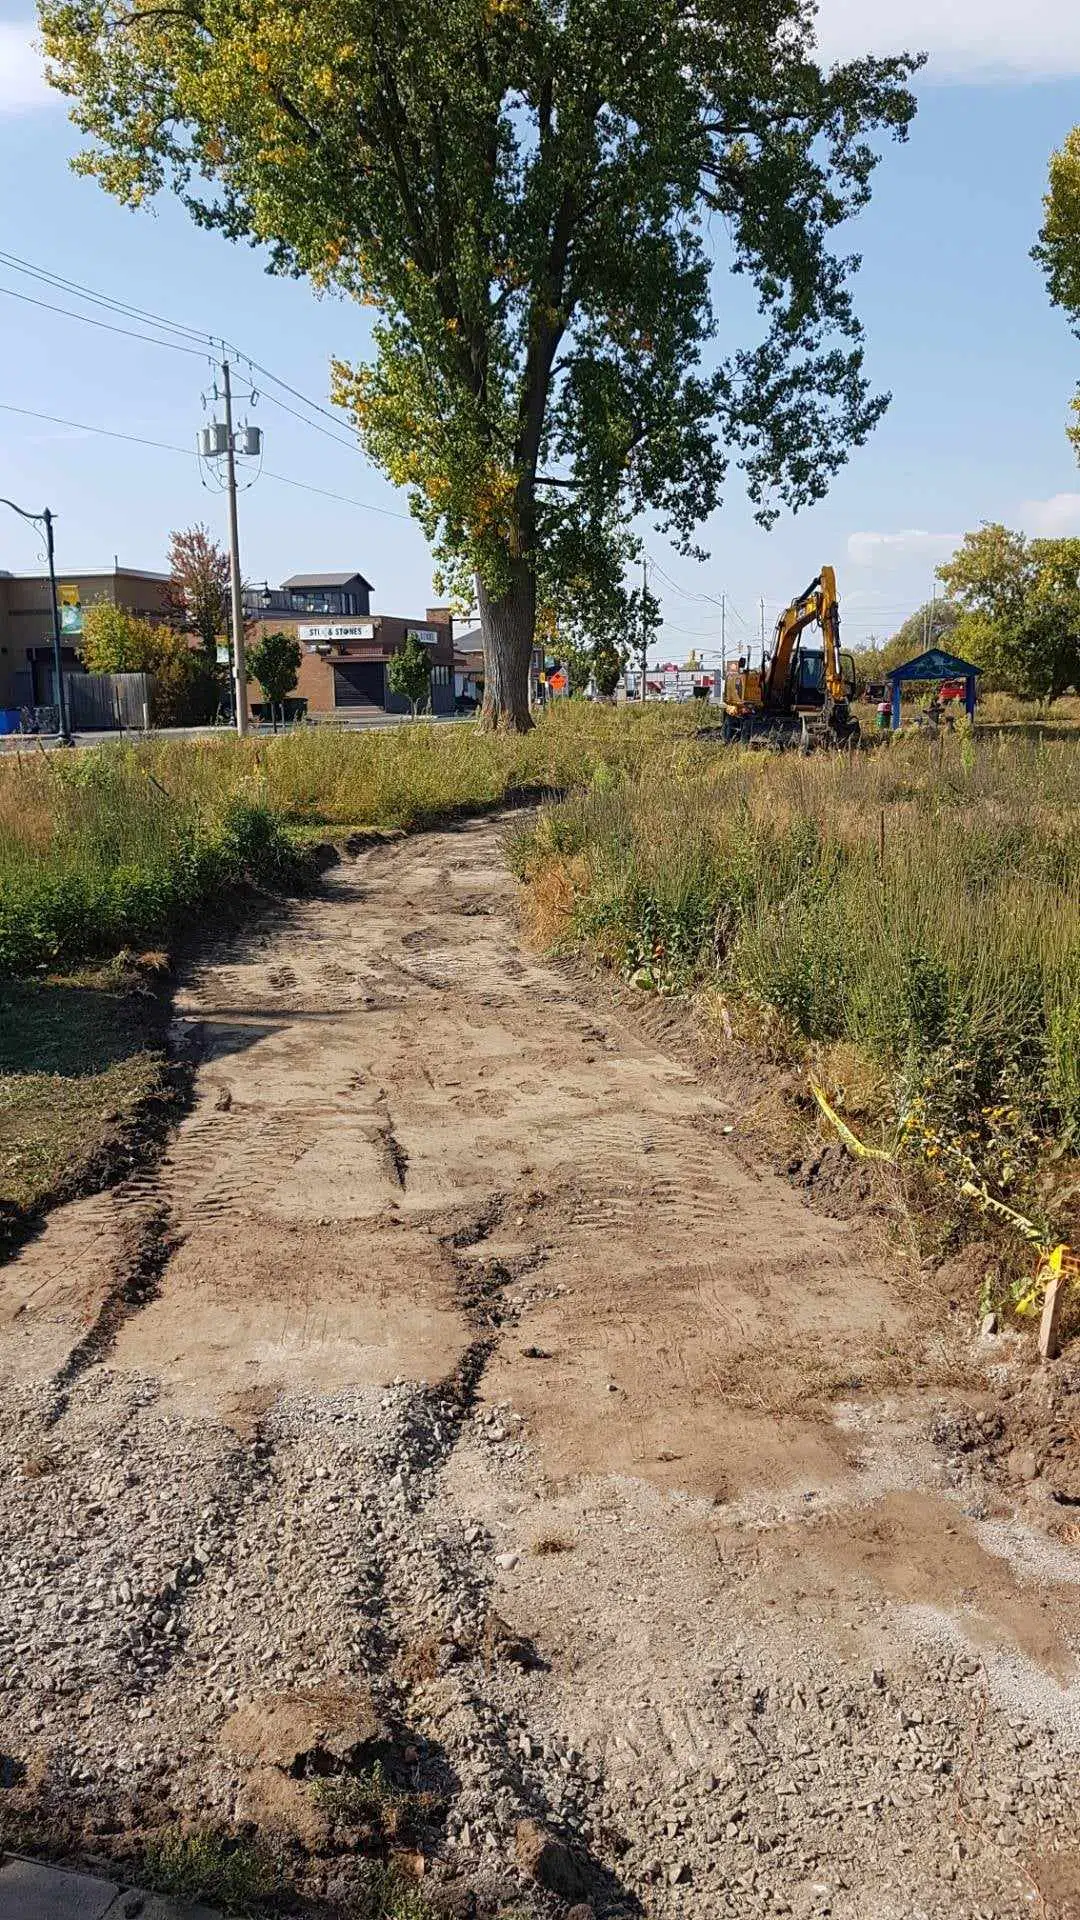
[0,711,467,752]
[0,1855,216,1919]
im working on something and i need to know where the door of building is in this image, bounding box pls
[332,661,385,708]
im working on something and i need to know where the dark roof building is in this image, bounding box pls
[250,573,374,619]
[280,571,374,591]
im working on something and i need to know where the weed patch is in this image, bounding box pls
[0,707,702,978]
[350,1861,433,1920]
[142,1824,276,1914]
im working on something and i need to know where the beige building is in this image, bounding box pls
[0,560,457,724]
[0,565,170,709]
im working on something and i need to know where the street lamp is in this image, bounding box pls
[0,498,72,744]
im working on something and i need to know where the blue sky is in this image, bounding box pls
[0,3,1078,661]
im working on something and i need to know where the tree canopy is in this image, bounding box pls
[43,0,921,727]
[1034,126,1080,456]
[936,524,1080,702]
[167,523,230,665]
[81,603,214,722]
[246,628,302,725]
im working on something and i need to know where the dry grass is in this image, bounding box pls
[0,966,170,1237]
[513,728,1080,1229]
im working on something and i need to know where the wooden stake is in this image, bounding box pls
[1038,1274,1067,1363]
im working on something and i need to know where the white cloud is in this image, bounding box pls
[814,0,1080,81]
[1019,492,1080,536]
[847,529,959,570]
[0,22,56,114]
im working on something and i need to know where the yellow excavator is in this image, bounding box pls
[720,566,859,750]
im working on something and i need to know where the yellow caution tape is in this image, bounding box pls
[1014,1242,1080,1318]
[956,1178,1044,1246]
[809,1078,1077,1319]
[808,1080,896,1162]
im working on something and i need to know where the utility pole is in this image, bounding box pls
[720,593,726,671]
[1,497,71,743]
[42,510,71,745]
[760,596,766,667]
[640,555,648,702]
[221,358,249,737]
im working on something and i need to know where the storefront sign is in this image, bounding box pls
[406,627,439,647]
[299,622,374,644]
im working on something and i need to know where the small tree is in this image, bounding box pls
[167,524,231,667]
[81,603,160,673]
[386,633,432,718]
[81,603,211,724]
[246,630,302,730]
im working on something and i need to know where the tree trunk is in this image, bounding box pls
[478,560,536,732]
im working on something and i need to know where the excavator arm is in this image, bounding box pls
[721,564,858,749]
[762,565,847,710]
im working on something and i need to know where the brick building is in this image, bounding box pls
[0,560,456,723]
[0,565,171,708]
[243,573,455,718]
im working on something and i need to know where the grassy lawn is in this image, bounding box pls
[0,966,171,1242]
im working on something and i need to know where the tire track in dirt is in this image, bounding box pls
[1,814,1078,1919]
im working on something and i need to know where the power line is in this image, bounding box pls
[257,386,362,455]
[238,353,359,436]
[0,282,210,358]
[262,468,410,520]
[647,551,726,609]
[0,401,197,458]
[0,248,358,444]
[0,400,413,522]
[645,549,752,633]
[0,250,214,348]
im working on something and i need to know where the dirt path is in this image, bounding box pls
[1,815,1078,1919]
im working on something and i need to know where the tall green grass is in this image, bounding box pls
[511,731,1080,1185]
[0,749,303,974]
[0,707,698,975]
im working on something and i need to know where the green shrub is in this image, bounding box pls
[0,746,305,975]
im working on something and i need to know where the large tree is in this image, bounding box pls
[1034,125,1080,456]
[937,525,1080,702]
[166,523,230,666]
[42,0,921,730]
